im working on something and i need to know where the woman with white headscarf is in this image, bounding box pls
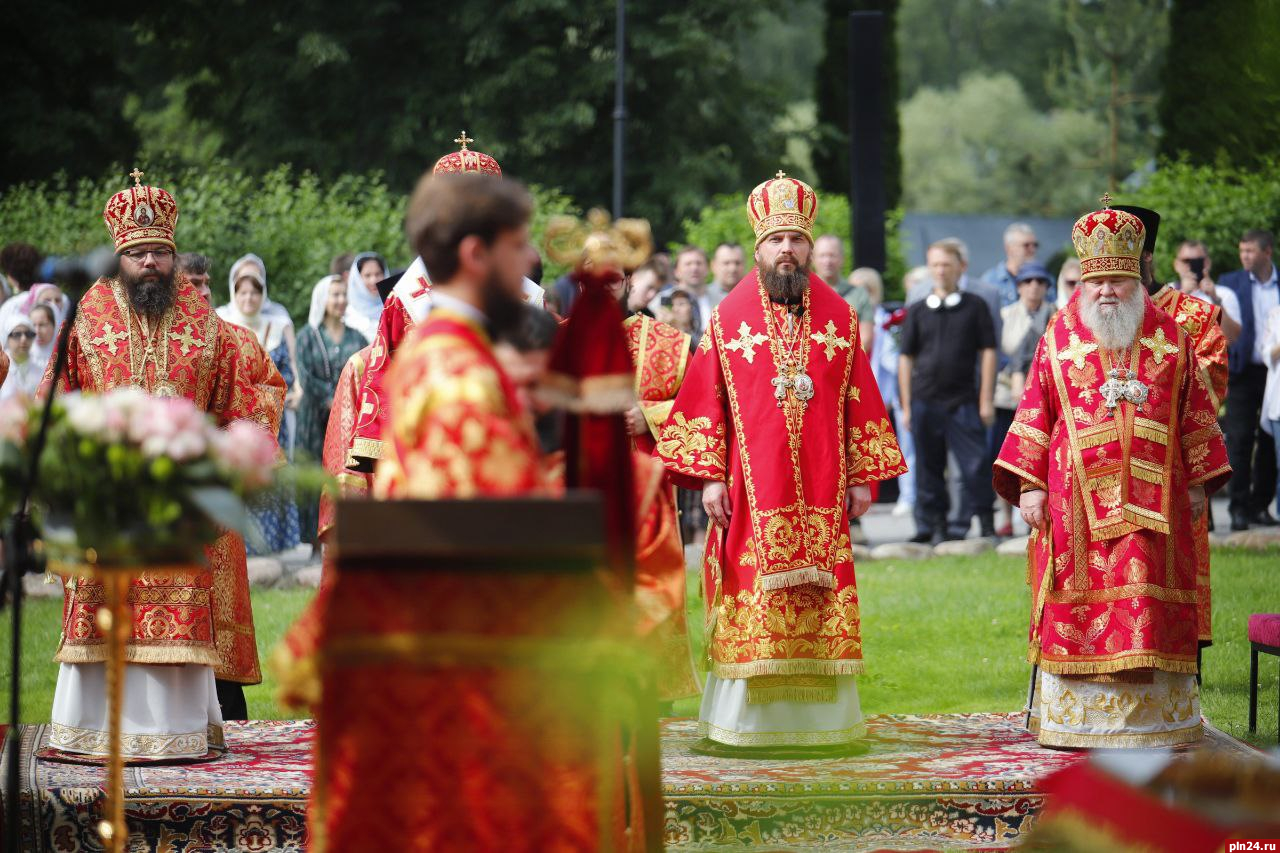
[344,252,386,344]
[296,275,365,549]
[0,314,43,401]
[218,255,301,555]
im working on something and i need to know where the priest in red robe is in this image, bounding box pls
[994,199,1230,749]
[43,171,285,760]
[656,172,906,754]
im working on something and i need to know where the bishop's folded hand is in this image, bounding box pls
[703,480,732,528]
[1020,489,1048,532]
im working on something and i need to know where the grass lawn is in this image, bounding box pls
[2,549,1277,748]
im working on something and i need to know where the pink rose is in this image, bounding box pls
[0,395,30,444]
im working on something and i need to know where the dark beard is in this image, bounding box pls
[121,267,177,318]
[482,272,527,340]
[762,260,811,305]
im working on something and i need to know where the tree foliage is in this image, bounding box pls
[1126,156,1280,284]
[901,73,1106,217]
[1,1,796,244]
[1158,0,1280,167]
[0,165,578,322]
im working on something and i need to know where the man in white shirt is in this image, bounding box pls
[1172,239,1241,343]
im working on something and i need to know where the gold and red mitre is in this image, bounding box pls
[746,170,819,247]
[1071,194,1144,282]
[102,168,179,253]
[432,130,503,177]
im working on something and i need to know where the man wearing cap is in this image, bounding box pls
[1115,204,1228,651]
[347,132,544,475]
[656,172,906,755]
[994,198,1230,748]
[43,170,286,761]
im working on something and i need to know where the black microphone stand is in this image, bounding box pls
[3,258,105,853]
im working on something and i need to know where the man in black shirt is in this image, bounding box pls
[898,240,998,543]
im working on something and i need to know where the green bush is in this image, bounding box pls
[0,163,579,321]
[678,190,907,298]
[1125,155,1280,283]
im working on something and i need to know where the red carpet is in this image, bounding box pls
[0,714,1255,851]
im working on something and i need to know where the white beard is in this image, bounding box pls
[1080,285,1145,351]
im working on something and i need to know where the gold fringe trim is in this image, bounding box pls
[54,644,221,667]
[1046,583,1196,606]
[1129,461,1164,484]
[1038,652,1197,677]
[712,657,865,679]
[698,719,866,747]
[1075,427,1118,450]
[757,565,836,591]
[747,676,838,705]
[1037,721,1201,749]
[1122,504,1169,533]
[1133,419,1169,445]
[536,371,635,414]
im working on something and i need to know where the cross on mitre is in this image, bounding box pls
[454,131,473,150]
[775,170,786,179]
[129,168,145,187]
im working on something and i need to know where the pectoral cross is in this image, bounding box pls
[129,167,145,186]
[454,131,473,150]
[1100,370,1126,411]
[771,374,792,405]
[90,322,128,356]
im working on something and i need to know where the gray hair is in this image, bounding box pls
[1003,222,1036,245]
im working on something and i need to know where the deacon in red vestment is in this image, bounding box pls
[994,200,1230,749]
[657,173,906,753]
[44,171,285,760]
[311,173,625,851]
[1115,204,1229,647]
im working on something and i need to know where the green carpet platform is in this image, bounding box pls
[0,713,1255,852]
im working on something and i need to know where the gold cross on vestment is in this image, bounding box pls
[810,319,852,361]
[454,131,473,150]
[129,168,145,186]
[1139,326,1178,365]
[90,322,128,356]
[169,322,204,356]
[1056,332,1099,370]
[724,321,769,364]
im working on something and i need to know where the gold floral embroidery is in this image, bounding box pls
[655,412,726,472]
[713,584,862,671]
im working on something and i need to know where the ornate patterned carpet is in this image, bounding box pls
[0,714,1254,852]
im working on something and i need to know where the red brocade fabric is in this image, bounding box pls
[656,271,905,680]
[45,276,285,668]
[993,295,1230,676]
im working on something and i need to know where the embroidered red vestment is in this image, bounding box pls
[46,276,285,667]
[993,294,1230,677]
[1152,285,1227,642]
[312,309,627,851]
[656,270,906,681]
[623,313,689,454]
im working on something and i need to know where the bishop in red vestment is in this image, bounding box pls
[657,173,906,752]
[45,172,285,760]
[994,201,1230,749]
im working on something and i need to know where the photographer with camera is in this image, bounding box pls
[1173,239,1242,344]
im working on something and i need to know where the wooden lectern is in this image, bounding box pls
[316,494,662,852]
